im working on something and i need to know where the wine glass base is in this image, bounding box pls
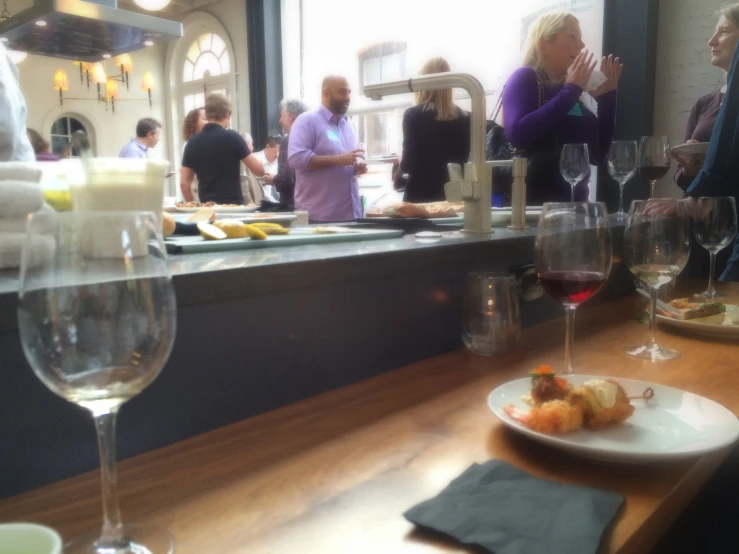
[693,290,728,301]
[64,524,174,554]
[625,344,680,361]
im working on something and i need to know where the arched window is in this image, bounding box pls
[50,115,90,155]
[181,32,232,116]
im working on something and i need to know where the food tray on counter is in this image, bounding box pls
[165,228,404,254]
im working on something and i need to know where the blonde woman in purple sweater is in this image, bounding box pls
[501,12,623,205]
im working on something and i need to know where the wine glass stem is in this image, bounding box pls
[648,287,659,350]
[707,251,717,295]
[564,305,576,374]
[618,183,625,217]
[93,410,126,548]
[650,180,656,198]
[570,184,575,203]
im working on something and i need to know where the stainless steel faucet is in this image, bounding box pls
[364,72,491,234]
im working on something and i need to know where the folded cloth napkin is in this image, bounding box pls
[0,161,42,183]
[404,460,623,554]
[0,232,55,270]
[0,180,44,218]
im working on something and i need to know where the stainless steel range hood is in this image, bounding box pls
[0,0,183,62]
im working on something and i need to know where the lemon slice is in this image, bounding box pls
[197,222,228,240]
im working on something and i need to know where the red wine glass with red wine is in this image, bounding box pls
[535,203,613,374]
[638,136,671,197]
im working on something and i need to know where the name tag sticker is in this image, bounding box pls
[567,104,583,117]
[326,130,340,141]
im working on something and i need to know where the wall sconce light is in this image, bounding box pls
[91,62,107,101]
[52,68,69,106]
[104,79,119,113]
[141,70,154,108]
[111,54,133,91]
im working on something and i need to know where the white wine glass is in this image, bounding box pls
[607,140,638,219]
[624,199,690,361]
[559,143,590,203]
[17,211,177,554]
[693,197,738,300]
[535,203,613,374]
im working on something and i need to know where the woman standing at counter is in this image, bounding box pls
[181,108,206,201]
[672,4,739,191]
[395,57,470,202]
[501,12,622,204]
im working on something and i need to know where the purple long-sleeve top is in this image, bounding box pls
[502,66,617,203]
[288,104,361,222]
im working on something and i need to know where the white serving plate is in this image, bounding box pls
[657,304,739,339]
[488,374,739,463]
[671,142,709,157]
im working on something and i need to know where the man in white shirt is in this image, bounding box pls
[252,135,283,202]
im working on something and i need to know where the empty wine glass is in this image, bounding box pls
[638,136,671,197]
[608,140,638,219]
[559,144,590,203]
[535,203,613,374]
[624,199,690,361]
[17,211,177,554]
[693,197,738,300]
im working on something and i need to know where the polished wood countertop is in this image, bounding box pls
[2,285,738,554]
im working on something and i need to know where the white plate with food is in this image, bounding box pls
[656,299,739,338]
[488,369,739,463]
[671,142,709,157]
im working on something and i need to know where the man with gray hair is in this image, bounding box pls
[273,98,308,207]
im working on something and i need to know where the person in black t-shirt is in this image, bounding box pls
[181,93,264,204]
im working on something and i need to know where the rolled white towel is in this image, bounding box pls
[0,232,55,270]
[0,180,44,218]
[0,204,55,233]
[0,162,42,183]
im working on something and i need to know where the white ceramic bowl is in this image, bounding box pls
[0,523,62,554]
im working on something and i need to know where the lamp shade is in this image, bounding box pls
[7,50,27,64]
[53,69,69,91]
[140,70,155,91]
[105,79,119,100]
[91,62,107,84]
[114,53,133,73]
[132,0,171,11]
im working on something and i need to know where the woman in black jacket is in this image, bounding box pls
[395,57,470,203]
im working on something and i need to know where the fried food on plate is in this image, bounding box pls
[504,372,640,434]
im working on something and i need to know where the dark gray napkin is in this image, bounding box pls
[404,460,623,554]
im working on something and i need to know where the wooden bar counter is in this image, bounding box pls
[2,286,738,554]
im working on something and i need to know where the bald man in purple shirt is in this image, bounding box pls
[288,75,367,222]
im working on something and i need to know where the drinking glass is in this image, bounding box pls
[608,140,638,219]
[462,273,520,356]
[559,143,590,203]
[17,211,177,554]
[535,203,613,374]
[693,197,738,300]
[638,136,671,197]
[624,199,690,361]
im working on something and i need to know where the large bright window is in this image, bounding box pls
[181,32,232,118]
[281,0,604,160]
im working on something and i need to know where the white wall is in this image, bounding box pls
[17,45,169,161]
[653,0,727,197]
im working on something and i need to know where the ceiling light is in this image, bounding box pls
[144,40,154,46]
[102,53,111,59]
[133,0,171,11]
[35,20,47,27]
